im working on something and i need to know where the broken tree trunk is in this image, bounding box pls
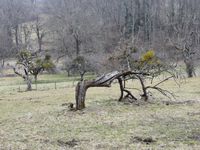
[75,71,119,110]
[75,71,140,110]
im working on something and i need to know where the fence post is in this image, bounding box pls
[55,82,57,89]
[35,82,38,91]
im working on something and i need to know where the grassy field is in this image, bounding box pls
[0,74,200,150]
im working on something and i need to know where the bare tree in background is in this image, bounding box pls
[0,0,199,77]
[0,0,34,65]
[166,0,200,77]
[34,15,46,52]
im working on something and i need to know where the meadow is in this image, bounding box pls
[0,74,200,150]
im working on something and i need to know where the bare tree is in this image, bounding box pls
[0,0,200,79]
[0,0,34,64]
[166,0,200,77]
[34,15,46,52]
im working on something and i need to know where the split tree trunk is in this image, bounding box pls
[75,79,115,110]
[75,71,140,110]
[75,71,119,110]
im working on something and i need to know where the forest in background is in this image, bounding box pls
[0,0,200,77]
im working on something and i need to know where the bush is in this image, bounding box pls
[141,50,155,62]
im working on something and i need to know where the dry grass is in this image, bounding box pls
[0,75,200,150]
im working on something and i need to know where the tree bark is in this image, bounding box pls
[75,81,88,110]
[75,71,119,110]
[75,79,114,110]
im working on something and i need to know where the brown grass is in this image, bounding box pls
[0,75,200,149]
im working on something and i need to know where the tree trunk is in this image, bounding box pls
[36,18,43,52]
[34,74,38,83]
[26,76,32,91]
[185,60,194,78]
[136,74,148,101]
[118,77,137,101]
[75,71,140,110]
[118,78,124,101]
[75,71,120,110]
[38,38,42,52]
[75,81,88,110]
[1,59,4,68]
[73,34,81,57]
[15,25,19,50]
[68,71,70,77]
[80,71,86,81]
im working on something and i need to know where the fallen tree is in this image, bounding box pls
[75,70,175,110]
[75,71,129,110]
[74,50,178,110]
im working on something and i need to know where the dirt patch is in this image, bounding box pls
[57,139,79,148]
[120,97,152,106]
[61,103,69,106]
[163,100,199,106]
[130,136,156,145]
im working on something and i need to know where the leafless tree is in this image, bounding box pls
[165,0,200,77]
[0,0,199,78]
[34,15,46,52]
